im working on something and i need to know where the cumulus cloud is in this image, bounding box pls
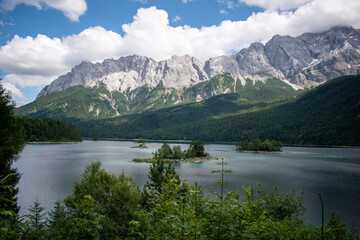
[1,0,360,102]
[0,0,87,21]
[2,80,26,100]
[2,74,56,101]
[0,27,123,77]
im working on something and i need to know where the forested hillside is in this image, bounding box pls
[15,75,300,120]
[77,75,360,146]
[22,117,83,142]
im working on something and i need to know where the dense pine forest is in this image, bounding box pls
[22,117,82,142]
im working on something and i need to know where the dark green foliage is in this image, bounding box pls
[0,83,24,214]
[145,158,316,240]
[22,117,83,142]
[348,221,360,240]
[135,138,147,148]
[0,174,20,239]
[153,142,175,159]
[21,198,47,239]
[243,185,306,221]
[186,140,209,158]
[152,141,209,160]
[236,139,282,151]
[19,161,148,239]
[325,212,348,240]
[143,158,179,194]
[64,161,148,239]
[47,201,68,239]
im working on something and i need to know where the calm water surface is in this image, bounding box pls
[13,141,360,226]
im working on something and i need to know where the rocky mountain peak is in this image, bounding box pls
[37,26,360,98]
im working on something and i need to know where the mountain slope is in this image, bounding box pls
[15,74,299,120]
[77,75,360,146]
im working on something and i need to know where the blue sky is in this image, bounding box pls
[0,0,359,106]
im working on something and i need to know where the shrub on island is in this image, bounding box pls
[236,139,282,152]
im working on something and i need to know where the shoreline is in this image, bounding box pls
[82,138,360,149]
[132,157,214,164]
[26,141,82,144]
[237,150,283,153]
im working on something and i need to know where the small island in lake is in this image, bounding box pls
[133,140,211,163]
[131,138,148,149]
[236,139,282,152]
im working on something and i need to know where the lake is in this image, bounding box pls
[13,140,360,227]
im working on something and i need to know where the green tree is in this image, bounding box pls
[144,158,179,194]
[21,198,47,239]
[0,83,24,214]
[348,220,360,240]
[65,161,147,239]
[186,140,208,158]
[47,201,68,239]
[325,212,347,240]
[148,179,206,240]
[0,174,20,239]
[136,138,147,148]
[171,145,185,160]
[153,142,173,159]
[236,139,282,152]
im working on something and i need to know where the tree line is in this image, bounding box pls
[22,117,82,142]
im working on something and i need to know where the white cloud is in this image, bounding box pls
[3,74,57,88]
[133,0,148,3]
[172,15,181,23]
[0,0,87,21]
[217,0,239,9]
[2,80,26,100]
[0,27,123,76]
[1,1,360,103]
[182,0,194,3]
[220,9,228,15]
[219,0,313,10]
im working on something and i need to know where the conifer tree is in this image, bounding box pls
[0,83,24,213]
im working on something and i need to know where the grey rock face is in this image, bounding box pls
[264,26,360,84]
[38,26,360,98]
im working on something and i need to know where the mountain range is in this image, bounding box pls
[15,26,360,145]
[38,26,360,98]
